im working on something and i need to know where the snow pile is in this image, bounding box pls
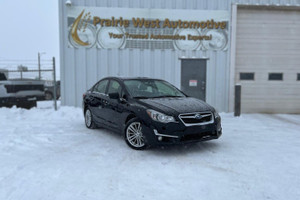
[0,104,300,200]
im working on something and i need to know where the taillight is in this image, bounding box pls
[83,93,86,98]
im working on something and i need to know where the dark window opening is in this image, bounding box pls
[297,73,300,81]
[240,72,254,80]
[269,73,283,81]
[0,72,7,81]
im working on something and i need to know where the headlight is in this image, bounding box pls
[146,109,176,123]
[214,111,220,118]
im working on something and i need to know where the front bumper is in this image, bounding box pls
[142,117,222,146]
[0,96,40,107]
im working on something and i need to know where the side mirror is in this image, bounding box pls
[119,97,127,104]
[119,94,127,104]
[108,92,119,99]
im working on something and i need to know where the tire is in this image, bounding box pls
[125,118,147,150]
[17,100,37,109]
[85,108,97,129]
[30,101,37,109]
[45,92,53,100]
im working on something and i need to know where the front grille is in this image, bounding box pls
[5,85,44,93]
[179,111,214,126]
[180,131,213,142]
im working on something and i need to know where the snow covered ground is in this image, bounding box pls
[0,102,300,200]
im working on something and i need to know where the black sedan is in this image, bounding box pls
[83,77,222,150]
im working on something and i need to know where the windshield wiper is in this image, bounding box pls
[152,95,183,98]
[134,95,183,99]
[133,96,149,99]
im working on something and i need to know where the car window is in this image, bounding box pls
[120,89,126,98]
[93,80,108,94]
[107,80,122,96]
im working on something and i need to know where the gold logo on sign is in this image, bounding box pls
[71,10,91,46]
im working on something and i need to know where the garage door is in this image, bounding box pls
[235,7,300,113]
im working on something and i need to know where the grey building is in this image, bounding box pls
[59,0,300,113]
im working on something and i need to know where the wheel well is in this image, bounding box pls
[84,105,88,114]
[125,114,136,125]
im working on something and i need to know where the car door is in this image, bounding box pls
[89,79,109,125]
[105,79,126,130]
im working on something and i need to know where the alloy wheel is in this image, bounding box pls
[126,122,145,148]
[85,109,92,127]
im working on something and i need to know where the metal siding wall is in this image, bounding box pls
[232,0,300,5]
[59,0,67,106]
[86,48,98,89]
[75,49,85,106]
[59,0,300,109]
[59,0,238,111]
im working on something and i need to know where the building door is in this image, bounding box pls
[236,7,300,113]
[180,59,207,101]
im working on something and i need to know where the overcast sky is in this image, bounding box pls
[0,0,59,67]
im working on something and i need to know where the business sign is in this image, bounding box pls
[67,7,229,51]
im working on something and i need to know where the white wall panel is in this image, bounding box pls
[86,48,98,89]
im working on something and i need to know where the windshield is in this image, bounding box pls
[124,79,186,98]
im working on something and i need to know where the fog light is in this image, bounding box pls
[158,136,163,141]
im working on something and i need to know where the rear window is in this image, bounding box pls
[0,72,7,81]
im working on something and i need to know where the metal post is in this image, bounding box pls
[234,84,241,117]
[38,52,41,80]
[53,57,57,111]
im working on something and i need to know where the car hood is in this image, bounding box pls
[138,97,213,115]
